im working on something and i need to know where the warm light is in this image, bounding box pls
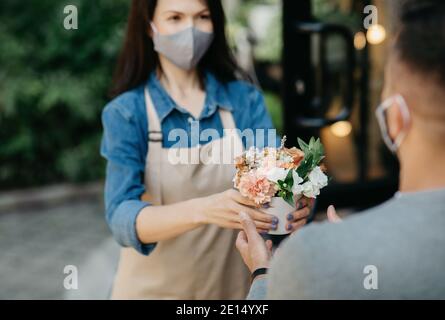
[366,24,386,45]
[331,121,352,138]
[354,32,367,50]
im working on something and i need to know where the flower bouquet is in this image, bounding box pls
[233,137,328,235]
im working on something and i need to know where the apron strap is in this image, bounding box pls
[144,87,163,205]
[218,108,244,160]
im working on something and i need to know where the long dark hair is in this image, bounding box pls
[110,0,247,98]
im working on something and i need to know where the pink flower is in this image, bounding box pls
[237,170,277,205]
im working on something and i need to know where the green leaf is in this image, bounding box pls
[283,191,295,207]
[296,137,325,180]
[297,138,309,153]
[278,180,291,192]
[297,153,314,179]
[309,137,315,149]
[284,169,294,188]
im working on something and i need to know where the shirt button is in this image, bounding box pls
[188,117,194,124]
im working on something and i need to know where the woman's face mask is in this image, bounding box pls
[375,94,411,154]
[151,23,214,71]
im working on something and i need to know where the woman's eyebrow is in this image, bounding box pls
[162,10,183,15]
[162,9,209,15]
[196,9,210,14]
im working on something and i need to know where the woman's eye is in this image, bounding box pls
[200,14,211,20]
[169,15,181,21]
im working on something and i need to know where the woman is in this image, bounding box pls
[101,0,311,299]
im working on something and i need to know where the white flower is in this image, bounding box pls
[291,170,304,196]
[308,166,328,189]
[301,181,320,199]
[260,150,278,171]
[245,147,259,165]
[266,167,289,183]
[292,184,304,196]
[292,170,303,185]
[289,168,327,198]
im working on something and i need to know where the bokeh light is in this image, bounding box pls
[330,121,353,138]
[366,24,387,45]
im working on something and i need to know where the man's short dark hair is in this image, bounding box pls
[395,0,445,86]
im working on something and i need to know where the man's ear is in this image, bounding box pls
[387,102,405,140]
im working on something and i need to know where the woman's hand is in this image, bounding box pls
[196,189,278,233]
[285,197,315,233]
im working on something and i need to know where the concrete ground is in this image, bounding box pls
[0,198,120,300]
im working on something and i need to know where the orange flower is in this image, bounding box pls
[234,155,248,171]
[284,147,305,168]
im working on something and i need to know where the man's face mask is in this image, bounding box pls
[151,23,214,71]
[375,94,411,154]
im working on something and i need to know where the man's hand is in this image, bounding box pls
[236,204,341,273]
[327,205,342,223]
[236,211,273,273]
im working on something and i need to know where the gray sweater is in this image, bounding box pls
[247,188,445,299]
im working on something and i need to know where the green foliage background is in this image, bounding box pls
[0,0,129,189]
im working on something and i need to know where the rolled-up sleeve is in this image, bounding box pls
[100,102,156,256]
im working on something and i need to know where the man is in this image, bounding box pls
[237,0,445,299]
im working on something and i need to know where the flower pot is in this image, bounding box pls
[261,196,300,235]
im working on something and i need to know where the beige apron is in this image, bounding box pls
[111,87,250,299]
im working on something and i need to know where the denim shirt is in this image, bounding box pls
[100,71,279,255]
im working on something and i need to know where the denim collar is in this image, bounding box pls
[146,71,234,123]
